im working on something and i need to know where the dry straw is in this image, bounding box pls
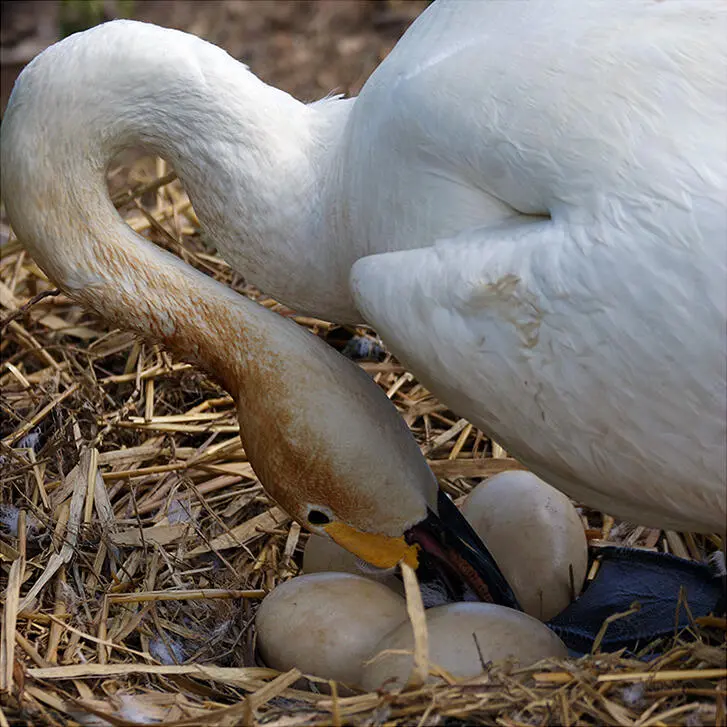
[1,156,724,726]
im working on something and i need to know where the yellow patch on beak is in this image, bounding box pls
[323,521,420,569]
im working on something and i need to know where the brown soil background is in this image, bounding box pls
[1,0,429,113]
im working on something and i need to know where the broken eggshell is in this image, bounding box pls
[360,602,567,691]
[460,471,588,621]
[256,572,408,686]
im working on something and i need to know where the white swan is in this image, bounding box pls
[2,0,725,536]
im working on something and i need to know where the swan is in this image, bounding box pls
[1,0,725,540]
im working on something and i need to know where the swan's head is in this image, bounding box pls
[222,307,520,608]
[273,444,520,608]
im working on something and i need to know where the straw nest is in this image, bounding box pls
[1,4,725,725]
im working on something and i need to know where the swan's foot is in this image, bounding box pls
[547,546,725,654]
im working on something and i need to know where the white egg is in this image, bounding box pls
[256,572,408,686]
[460,471,588,621]
[302,534,404,594]
[360,602,567,691]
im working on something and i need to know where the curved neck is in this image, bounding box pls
[1,20,440,541]
[2,20,357,320]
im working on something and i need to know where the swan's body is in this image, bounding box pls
[1,0,725,535]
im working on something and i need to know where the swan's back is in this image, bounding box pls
[344,0,727,532]
[337,0,727,253]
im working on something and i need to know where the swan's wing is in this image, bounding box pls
[350,220,726,533]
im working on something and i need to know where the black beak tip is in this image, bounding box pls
[406,489,522,611]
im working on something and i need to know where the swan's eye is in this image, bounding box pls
[307,509,332,526]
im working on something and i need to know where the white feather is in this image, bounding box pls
[2,0,724,534]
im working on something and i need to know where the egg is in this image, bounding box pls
[302,534,404,594]
[460,471,588,621]
[360,602,567,691]
[256,572,408,685]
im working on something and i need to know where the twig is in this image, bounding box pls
[0,288,60,332]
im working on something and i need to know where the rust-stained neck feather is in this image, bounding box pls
[74,234,438,538]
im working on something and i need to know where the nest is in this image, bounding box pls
[1,3,725,725]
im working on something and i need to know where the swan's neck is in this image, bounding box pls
[2,20,357,320]
[1,22,439,539]
[143,74,351,317]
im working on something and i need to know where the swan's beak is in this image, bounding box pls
[323,521,420,570]
[405,489,521,609]
[325,490,521,610]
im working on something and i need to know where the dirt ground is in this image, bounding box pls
[1,0,430,112]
